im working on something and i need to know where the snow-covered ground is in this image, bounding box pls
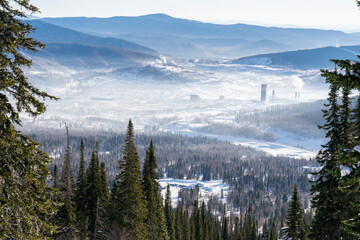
[158,178,229,207]
[162,123,317,159]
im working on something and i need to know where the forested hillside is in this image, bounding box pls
[28,127,315,237]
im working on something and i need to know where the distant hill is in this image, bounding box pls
[27,20,157,55]
[27,42,158,69]
[350,32,360,38]
[232,45,360,70]
[40,14,360,58]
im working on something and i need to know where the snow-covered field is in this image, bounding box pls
[158,178,229,207]
[162,123,318,159]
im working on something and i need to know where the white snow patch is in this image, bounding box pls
[158,178,229,207]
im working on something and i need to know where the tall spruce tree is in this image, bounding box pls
[261,220,269,240]
[75,139,87,240]
[270,221,278,240]
[85,149,103,239]
[281,184,305,240]
[192,200,203,240]
[142,140,169,240]
[0,0,58,238]
[338,71,352,148]
[311,60,360,239]
[165,184,176,240]
[100,162,110,202]
[310,77,344,239]
[221,215,229,240]
[115,120,148,240]
[331,58,360,237]
[351,92,360,144]
[56,125,76,239]
[175,205,183,240]
[54,164,59,188]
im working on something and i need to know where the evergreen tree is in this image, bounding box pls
[100,162,110,202]
[270,221,278,240]
[183,208,191,240]
[75,139,87,240]
[351,92,360,144]
[339,149,360,236]
[338,72,353,148]
[233,217,241,240]
[332,58,360,237]
[281,184,305,240]
[221,215,229,240]
[261,220,269,240]
[98,161,109,239]
[192,200,203,240]
[85,149,104,239]
[107,182,120,238]
[142,140,169,240]
[310,78,344,239]
[54,164,59,188]
[243,207,256,240]
[0,0,58,238]
[165,184,176,240]
[200,202,208,240]
[56,125,76,239]
[175,205,183,240]
[115,120,148,240]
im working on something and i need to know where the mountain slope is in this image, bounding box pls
[232,45,360,70]
[27,20,157,55]
[40,14,360,58]
[27,42,157,69]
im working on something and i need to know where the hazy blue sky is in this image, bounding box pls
[31,0,360,31]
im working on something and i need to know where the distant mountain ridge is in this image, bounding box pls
[28,42,157,69]
[24,20,160,69]
[27,20,157,55]
[39,14,360,58]
[232,45,360,70]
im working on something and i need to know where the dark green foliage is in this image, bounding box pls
[75,139,87,240]
[241,208,258,240]
[165,184,176,240]
[191,200,203,240]
[0,0,58,238]
[183,209,191,240]
[107,181,119,234]
[175,206,183,240]
[310,79,344,239]
[0,123,58,239]
[332,58,360,237]
[31,129,314,227]
[282,184,305,240]
[351,95,360,144]
[142,140,169,240]
[270,221,278,240]
[0,0,58,128]
[310,58,360,239]
[100,162,110,201]
[260,220,269,240]
[85,149,108,239]
[54,164,59,188]
[56,125,76,239]
[339,150,360,236]
[338,72,352,148]
[221,216,229,240]
[115,120,148,240]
